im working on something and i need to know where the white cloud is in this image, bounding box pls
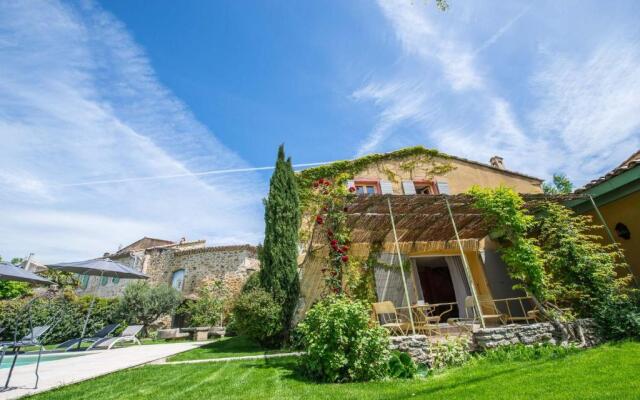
[356,1,640,185]
[0,1,264,262]
[529,41,640,180]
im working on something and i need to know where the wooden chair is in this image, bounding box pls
[372,301,410,336]
[413,303,453,336]
[476,295,507,326]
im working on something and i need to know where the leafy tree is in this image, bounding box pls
[542,173,573,194]
[180,279,229,327]
[260,145,301,340]
[118,282,182,329]
[0,255,32,299]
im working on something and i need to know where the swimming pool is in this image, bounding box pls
[0,353,86,369]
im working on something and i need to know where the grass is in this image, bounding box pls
[167,336,285,361]
[28,341,640,399]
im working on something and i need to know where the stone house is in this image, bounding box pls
[77,237,259,299]
[297,146,548,325]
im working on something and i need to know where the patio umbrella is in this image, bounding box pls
[0,262,52,285]
[47,258,149,279]
[47,258,149,349]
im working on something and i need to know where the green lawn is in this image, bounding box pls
[167,336,284,362]
[30,342,640,400]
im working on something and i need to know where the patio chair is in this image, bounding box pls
[55,323,120,351]
[88,325,144,350]
[0,325,51,390]
[413,303,454,336]
[372,301,410,336]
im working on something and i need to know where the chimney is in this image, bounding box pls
[490,156,505,170]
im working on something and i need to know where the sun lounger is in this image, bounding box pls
[0,325,51,390]
[56,323,120,351]
[88,325,143,350]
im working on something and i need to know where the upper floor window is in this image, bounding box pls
[171,269,185,291]
[402,180,439,195]
[354,181,380,195]
[414,181,437,195]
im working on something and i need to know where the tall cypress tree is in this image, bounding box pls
[260,144,301,338]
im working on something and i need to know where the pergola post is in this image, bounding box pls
[387,197,416,335]
[444,196,485,328]
[588,195,638,287]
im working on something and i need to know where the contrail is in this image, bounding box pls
[54,161,336,188]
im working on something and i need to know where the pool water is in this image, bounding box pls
[0,353,85,369]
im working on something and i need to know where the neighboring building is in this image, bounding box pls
[297,147,546,322]
[77,237,259,298]
[570,150,640,278]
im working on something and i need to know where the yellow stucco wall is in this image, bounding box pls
[584,191,640,278]
[354,156,543,194]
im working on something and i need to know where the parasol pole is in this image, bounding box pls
[77,270,103,350]
[387,197,415,335]
[444,196,485,328]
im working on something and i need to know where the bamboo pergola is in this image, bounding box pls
[308,193,591,333]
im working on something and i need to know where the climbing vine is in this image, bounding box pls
[297,146,454,243]
[297,146,454,212]
[468,186,549,303]
[469,186,639,337]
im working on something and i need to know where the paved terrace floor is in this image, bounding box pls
[0,342,208,400]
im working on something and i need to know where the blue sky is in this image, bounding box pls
[1,0,639,261]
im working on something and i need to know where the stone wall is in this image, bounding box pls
[77,244,259,299]
[389,335,433,366]
[390,319,600,367]
[145,245,259,296]
[473,319,600,350]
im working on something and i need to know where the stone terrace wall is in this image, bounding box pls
[390,319,600,366]
[473,319,600,350]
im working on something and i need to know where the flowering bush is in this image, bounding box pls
[297,295,390,382]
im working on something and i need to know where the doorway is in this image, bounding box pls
[415,257,460,319]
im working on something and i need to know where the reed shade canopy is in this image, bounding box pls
[47,258,149,279]
[336,193,588,245]
[0,261,52,285]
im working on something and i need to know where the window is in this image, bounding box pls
[354,181,380,195]
[413,181,437,195]
[112,277,120,284]
[79,274,89,289]
[100,276,109,286]
[171,269,185,291]
[615,222,631,240]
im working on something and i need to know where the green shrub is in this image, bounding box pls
[231,288,283,347]
[118,282,182,328]
[241,271,262,293]
[388,351,417,379]
[297,295,390,383]
[0,295,120,344]
[431,337,471,370]
[180,280,228,327]
[478,343,580,363]
[0,281,32,300]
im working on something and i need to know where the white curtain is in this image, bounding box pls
[374,253,417,307]
[445,256,472,318]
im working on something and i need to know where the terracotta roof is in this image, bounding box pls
[174,244,258,256]
[445,154,543,182]
[111,237,175,256]
[316,193,586,244]
[577,149,640,192]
